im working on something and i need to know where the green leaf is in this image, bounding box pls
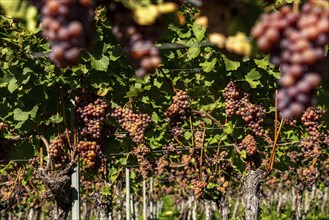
[222,55,240,71]
[192,22,206,42]
[200,58,217,73]
[241,150,247,160]
[13,108,29,121]
[0,1,38,32]
[245,69,261,88]
[187,45,200,60]
[90,55,110,71]
[184,131,192,140]
[48,115,63,124]
[224,121,233,135]
[254,58,269,70]
[29,105,39,119]
[22,168,34,186]
[151,112,159,123]
[8,77,18,93]
[102,186,111,196]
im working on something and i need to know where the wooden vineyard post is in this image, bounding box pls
[126,168,130,220]
[143,179,147,220]
[150,177,154,220]
[71,99,80,220]
[71,162,80,220]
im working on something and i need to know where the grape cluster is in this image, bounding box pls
[224,81,266,137]
[77,141,105,168]
[299,139,320,159]
[106,2,162,78]
[252,3,329,118]
[283,118,298,127]
[217,176,230,194]
[164,142,182,155]
[111,106,152,144]
[301,107,324,140]
[239,134,257,156]
[75,90,110,169]
[194,131,204,148]
[134,144,153,179]
[41,0,95,67]
[223,81,248,116]
[287,151,301,164]
[324,136,329,146]
[297,167,318,188]
[48,137,70,169]
[236,103,266,136]
[191,179,207,199]
[156,155,169,176]
[76,98,109,139]
[28,158,39,168]
[165,90,191,137]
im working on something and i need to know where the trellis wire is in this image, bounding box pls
[31,41,217,58]
[0,140,304,163]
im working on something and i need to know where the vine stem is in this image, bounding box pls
[214,138,223,174]
[40,147,43,167]
[275,90,278,140]
[40,135,51,170]
[199,126,206,179]
[265,118,284,177]
[189,116,194,147]
[191,110,224,130]
[192,110,236,143]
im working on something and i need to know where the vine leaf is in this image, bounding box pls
[90,55,110,72]
[8,78,18,93]
[222,55,240,71]
[200,58,217,73]
[245,69,261,88]
[192,22,206,42]
[13,108,29,121]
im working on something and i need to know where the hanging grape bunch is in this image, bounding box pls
[133,144,153,179]
[252,2,329,119]
[165,90,191,137]
[111,106,152,144]
[236,103,266,137]
[299,139,321,159]
[106,2,174,78]
[297,167,319,188]
[75,90,110,169]
[239,134,258,157]
[48,136,70,169]
[156,155,169,176]
[194,130,204,148]
[41,0,95,67]
[301,107,324,140]
[224,81,267,137]
[76,98,109,140]
[223,81,248,116]
[191,179,207,199]
[77,141,104,168]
